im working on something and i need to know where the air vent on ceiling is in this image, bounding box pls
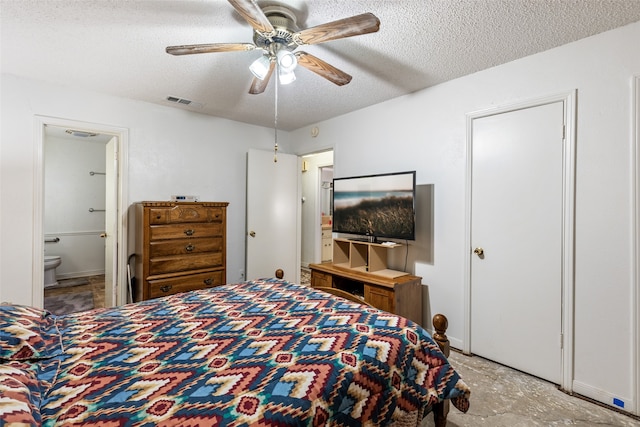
[167,96,191,105]
[166,96,204,109]
[65,129,97,138]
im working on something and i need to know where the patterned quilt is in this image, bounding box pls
[1,279,469,426]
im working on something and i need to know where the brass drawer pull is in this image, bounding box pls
[184,229,195,236]
[185,244,195,252]
[204,278,213,286]
[160,285,173,293]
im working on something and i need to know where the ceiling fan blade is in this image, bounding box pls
[293,12,380,46]
[249,60,275,94]
[295,52,352,86]
[228,0,275,36]
[166,43,256,55]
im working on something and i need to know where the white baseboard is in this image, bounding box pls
[448,336,463,351]
[57,269,104,280]
[572,380,635,414]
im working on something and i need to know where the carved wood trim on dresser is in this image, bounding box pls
[133,201,228,301]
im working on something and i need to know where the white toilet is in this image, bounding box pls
[44,255,62,288]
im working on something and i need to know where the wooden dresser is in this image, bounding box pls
[133,201,228,301]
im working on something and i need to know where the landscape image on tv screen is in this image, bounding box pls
[332,171,415,240]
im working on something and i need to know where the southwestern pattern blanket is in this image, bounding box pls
[0,278,470,426]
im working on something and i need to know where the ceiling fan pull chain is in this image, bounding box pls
[273,63,279,163]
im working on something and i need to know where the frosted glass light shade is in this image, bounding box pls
[278,68,296,85]
[276,50,297,72]
[250,55,271,80]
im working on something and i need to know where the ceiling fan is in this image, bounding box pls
[166,0,380,94]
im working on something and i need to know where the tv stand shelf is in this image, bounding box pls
[309,262,422,324]
[332,238,407,279]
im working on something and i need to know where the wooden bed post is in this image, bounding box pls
[275,269,284,279]
[431,313,450,427]
[432,313,450,357]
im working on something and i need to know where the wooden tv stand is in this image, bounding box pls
[309,262,423,324]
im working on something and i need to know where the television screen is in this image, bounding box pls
[332,171,416,241]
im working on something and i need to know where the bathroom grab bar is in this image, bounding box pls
[89,208,105,212]
[89,171,106,176]
[45,237,60,243]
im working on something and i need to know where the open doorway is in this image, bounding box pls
[43,126,110,313]
[300,150,333,275]
[33,116,128,312]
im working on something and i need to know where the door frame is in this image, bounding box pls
[311,153,333,265]
[633,75,640,414]
[32,116,129,307]
[316,163,333,263]
[464,90,577,391]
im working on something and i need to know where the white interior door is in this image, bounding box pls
[470,101,564,384]
[104,137,117,306]
[246,149,299,282]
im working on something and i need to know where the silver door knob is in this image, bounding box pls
[249,231,256,238]
[473,247,484,256]
[100,233,107,238]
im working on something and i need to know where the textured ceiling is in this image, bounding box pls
[2,0,640,131]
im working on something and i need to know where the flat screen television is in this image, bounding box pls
[332,171,416,241]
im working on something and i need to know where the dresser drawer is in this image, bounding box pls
[150,222,223,240]
[147,270,224,298]
[365,285,394,313]
[149,252,223,275]
[311,270,333,288]
[149,206,224,224]
[149,237,223,257]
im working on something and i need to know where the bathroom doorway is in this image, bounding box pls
[33,116,128,311]
[300,150,333,271]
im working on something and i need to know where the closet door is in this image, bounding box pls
[470,101,564,384]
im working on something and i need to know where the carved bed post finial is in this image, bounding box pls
[432,313,450,358]
[275,269,284,279]
[431,313,451,427]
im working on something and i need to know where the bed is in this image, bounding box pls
[1,278,470,426]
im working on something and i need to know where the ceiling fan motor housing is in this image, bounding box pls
[253,5,298,51]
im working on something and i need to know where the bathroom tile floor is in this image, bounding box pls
[44,274,105,312]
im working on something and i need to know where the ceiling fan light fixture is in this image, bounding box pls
[278,68,296,85]
[276,49,297,72]
[65,129,97,138]
[249,54,272,80]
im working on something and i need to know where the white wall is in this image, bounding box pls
[0,74,283,305]
[290,22,640,413]
[44,135,106,278]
